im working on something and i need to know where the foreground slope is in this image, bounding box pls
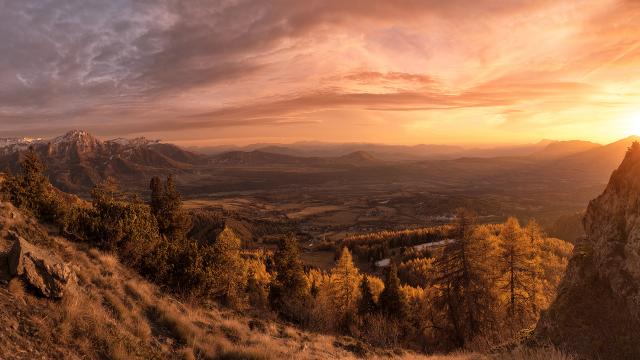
[0,201,578,359]
[536,144,640,358]
[0,201,383,359]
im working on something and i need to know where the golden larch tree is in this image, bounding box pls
[497,217,537,325]
[331,247,361,318]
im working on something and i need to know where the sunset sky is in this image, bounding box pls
[1,0,640,146]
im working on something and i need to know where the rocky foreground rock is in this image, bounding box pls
[536,144,640,359]
[6,232,74,298]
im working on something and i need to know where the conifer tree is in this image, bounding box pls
[331,248,361,315]
[163,175,191,239]
[4,146,64,222]
[379,263,408,320]
[524,219,544,245]
[432,208,498,347]
[208,227,246,304]
[149,176,163,216]
[497,217,536,324]
[90,178,162,272]
[18,147,48,206]
[269,234,310,323]
[358,275,377,315]
[524,219,545,316]
[149,175,191,240]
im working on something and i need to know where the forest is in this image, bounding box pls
[1,147,573,354]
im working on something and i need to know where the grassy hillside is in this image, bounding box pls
[0,202,576,360]
[0,152,579,359]
[0,201,401,359]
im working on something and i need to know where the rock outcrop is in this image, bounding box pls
[536,143,640,359]
[6,232,74,298]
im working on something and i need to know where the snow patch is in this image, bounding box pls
[0,137,44,149]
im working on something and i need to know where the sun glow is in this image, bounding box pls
[623,112,640,136]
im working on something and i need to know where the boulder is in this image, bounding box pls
[6,232,73,298]
[536,145,640,359]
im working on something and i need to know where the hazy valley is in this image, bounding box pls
[2,130,636,251]
[1,130,639,359]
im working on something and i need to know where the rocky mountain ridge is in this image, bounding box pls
[2,130,639,205]
[536,142,640,358]
[0,130,205,194]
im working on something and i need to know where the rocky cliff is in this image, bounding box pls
[536,143,640,359]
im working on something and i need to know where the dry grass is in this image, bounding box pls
[7,277,26,300]
[214,348,274,360]
[10,236,577,360]
[0,202,576,360]
[491,346,575,360]
[42,240,162,359]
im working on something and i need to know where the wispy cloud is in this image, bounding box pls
[1,0,639,144]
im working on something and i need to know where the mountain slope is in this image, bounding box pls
[536,143,640,359]
[530,140,601,160]
[550,136,640,175]
[1,201,437,360]
[0,130,205,194]
[0,186,577,360]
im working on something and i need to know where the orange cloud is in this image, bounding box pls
[1,0,640,145]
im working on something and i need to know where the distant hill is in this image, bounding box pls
[189,141,549,160]
[3,130,639,200]
[530,140,602,160]
[210,150,313,166]
[253,145,301,157]
[548,136,640,181]
[334,151,382,165]
[210,149,383,167]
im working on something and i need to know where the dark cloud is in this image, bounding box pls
[184,78,596,120]
[0,0,638,143]
[0,0,556,102]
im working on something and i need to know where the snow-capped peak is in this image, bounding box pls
[0,137,44,149]
[106,137,160,147]
[53,130,97,144]
[108,137,131,146]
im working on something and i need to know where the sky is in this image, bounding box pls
[1,0,640,146]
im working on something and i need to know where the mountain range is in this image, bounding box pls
[0,130,638,197]
[0,130,204,194]
[188,140,562,160]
